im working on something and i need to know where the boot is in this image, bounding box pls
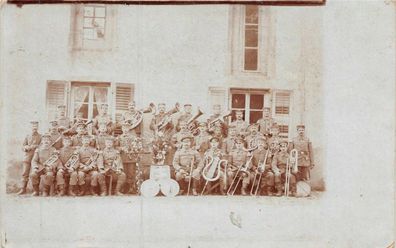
[17,181,28,195]
[78,185,86,196]
[58,185,66,196]
[68,185,77,196]
[275,185,283,197]
[114,182,124,196]
[266,186,274,196]
[219,186,226,196]
[192,188,198,196]
[31,184,40,196]
[99,181,107,196]
[42,185,50,197]
[90,186,98,196]
[241,185,248,196]
[290,186,297,197]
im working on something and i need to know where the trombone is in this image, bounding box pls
[250,149,269,196]
[284,149,298,197]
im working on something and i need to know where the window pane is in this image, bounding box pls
[93,87,108,103]
[84,7,94,17]
[244,49,258,71]
[74,104,89,119]
[245,5,258,24]
[74,86,89,102]
[245,25,258,48]
[83,28,94,40]
[83,17,94,28]
[250,94,264,110]
[95,7,106,18]
[249,111,262,124]
[93,104,99,118]
[93,18,105,29]
[232,94,246,108]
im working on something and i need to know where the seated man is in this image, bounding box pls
[272,140,297,197]
[97,136,126,196]
[30,133,61,197]
[227,137,251,196]
[94,123,113,150]
[172,135,202,196]
[56,136,77,196]
[251,136,275,196]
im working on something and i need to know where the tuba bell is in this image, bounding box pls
[156,102,180,131]
[126,103,155,129]
[187,108,204,136]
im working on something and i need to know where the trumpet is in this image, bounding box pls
[201,154,228,195]
[250,149,270,196]
[284,149,299,197]
[156,103,180,132]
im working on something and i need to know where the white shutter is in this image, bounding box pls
[114,83,134,134]
[272,90,292,139]
[46,81,69,121]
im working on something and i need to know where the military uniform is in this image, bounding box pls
[74,145,102,196]
[95,133,113,150]
[115,133,143,194]
[30,143,61,196]
[172,144,202,195]
[245,132,265,149]
[98,147,126,196]
[271,145,297,196]
[222,135,236,157]
[251,147,275,195]
[48,120,63,150]
[194,131,210,156]
[172,130,194,149]
[93,113,114,135]
[150,112,174,137]
[57,116,72,130]
[56,144,76,196]
[256,117,274,136]
[230,120,248,137]
[289,134,314,181]
[207,114,228,137]
[228,148,251,195]
[120,110,143,136]
[177,112,193,131]
[19,129,41,193]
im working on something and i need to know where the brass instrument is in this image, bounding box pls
[50,135,62,147]
[62,119,93,136]
[81,151,100,172]
[285,149,299,197]
[201,154,228,195]
[37,152,59,172]
[64,152,79,172]
[125,103,155,129]
[227,146,257,196]
[187,108,204,136]
[250,149,270,196]
[156,103,180,132]
[208,112,232,130]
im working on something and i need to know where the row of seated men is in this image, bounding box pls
[16,102,314,197]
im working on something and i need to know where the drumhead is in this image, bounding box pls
[140,179,160,197]
[160,179,180,197]
[296,181,311,197]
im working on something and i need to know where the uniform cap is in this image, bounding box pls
[184,103,192,107]
[209,136,220,143]
[57,105,66,109]
[248,123,259,130]
[30,121,39,125]
[296,124,305,129]
[181,134,194,142]
[42,132,51,138]
[279,139,288,146]
[49,120,58,126]
[235,110,244,114]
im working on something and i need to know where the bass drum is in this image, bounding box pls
[296,181,311,197]
[140,179,160,197]
[159,179,180,197]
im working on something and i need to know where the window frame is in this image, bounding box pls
[242,5,260,72]
[229,88,268,124]
[82,4,107,41]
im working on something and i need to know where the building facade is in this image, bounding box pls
[2,4,324,189]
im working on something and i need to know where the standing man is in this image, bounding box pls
[116,122,143,194]
[98,137,126,196]
[194,122,210,157]
[207,104,229,137]
[222,123,237,156]
[228,137,251,195]
[49,120,63,150]
[176,103,194,131]
[56,105,72,130]
[17,121,42,195]
[289,125,314,182]
[272,140,297,197]
[93,103,114,135]
[267,124,282,158]
[256,107,274,137]
[56,136,77,196]
[30,133,61,196]
[120,101,143,137]
[150,103,175,138]
[172,135,202,196]
[230,110,248,137]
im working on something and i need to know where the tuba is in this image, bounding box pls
[187,108,204,136]
[125,103,155,129]
[156,103,180,131]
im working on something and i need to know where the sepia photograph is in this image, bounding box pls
[0,0,394,247]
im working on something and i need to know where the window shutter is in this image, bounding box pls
[275,92,290,115]
[208,87,227,111]
[46,81,69,121]
[114,83,134,135]
[273,90,292,139]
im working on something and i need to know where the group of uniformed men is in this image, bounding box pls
[17,101,314,197]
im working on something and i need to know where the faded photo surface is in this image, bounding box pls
[0,1,394,247]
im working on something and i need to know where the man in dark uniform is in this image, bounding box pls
[56,136,77,196]
[94,123,113,150]
[30,133,61,196]
[56,105,72,130]
[120,101,143,137]
[70,135,101,196]
[222,123,237,157]
[256,107,274,137]
[251,136,275,195]
[49,120,63,150]
[230,110,248,137]
[98,137,126,196]
[93,103,114,135]
[172,120,194,149]
[267,124,281,159]
[289,125,314,182]
[176,103,194,131]
[207,104,229,137]
[194,122,210,157]
[115,122,143,194]
[150,103,175,138]
[245,123,265,149]
[71,121,89,147]
[18,121,42,195]
[172,135,202,196]
[272,140,297,197]
[228,137,251,195]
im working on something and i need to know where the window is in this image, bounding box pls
[244,5,259,71]
[230,89,267,124]
[83,5,106,40]
[273,91,292,138]
[46,81,134,133]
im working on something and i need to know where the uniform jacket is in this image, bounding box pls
[58,146,76,170]
[289,136,313,167]
[150,112,174,133]
[256,117,274,135]
[252,148,271,170]
[57,116,71,129]
[93,114,114,134]
[245,132,265,149]
[94,133,113,150]
[230,120,249,136]
[50,132,63,150]
[172,148,201,171]
[271,151,289,174]
[115,133,141,163]
[120,111,142,136]
[77,146,99,171]
[98,147,123,172]
[22,132,42,162]
[31,146,61,172]
[229,148,249,169]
